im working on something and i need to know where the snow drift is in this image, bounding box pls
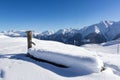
[28,39,104,75]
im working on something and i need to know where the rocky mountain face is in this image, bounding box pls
[1,20,120,46]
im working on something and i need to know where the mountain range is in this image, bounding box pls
[1,20,120,46]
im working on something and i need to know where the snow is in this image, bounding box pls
[95,26,100,33]
[80,25,101,37]
[102,39,120,46]
[56,29,72,35]
[41,31,54,36]
[28,44,103,75]
[82,41,120,77]
[0,36,120,80]
[1,30,27,37]
[102,21,113,27]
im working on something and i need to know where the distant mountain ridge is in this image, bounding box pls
[1,20,120,46]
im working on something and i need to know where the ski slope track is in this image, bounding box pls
[0,35,120,80]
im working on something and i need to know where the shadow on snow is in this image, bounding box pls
[0,53,92,77]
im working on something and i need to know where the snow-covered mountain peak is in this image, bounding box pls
[55,28,76,35]
[55,29,65,35]
[41,31,54,36]
[101,20,114,27]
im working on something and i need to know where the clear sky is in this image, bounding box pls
[0,0,120,32]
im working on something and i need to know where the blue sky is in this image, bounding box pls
[0,0,120,32]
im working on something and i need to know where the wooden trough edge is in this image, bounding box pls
[27,53,69,68]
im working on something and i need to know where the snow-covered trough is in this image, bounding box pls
[28,39,104,75]
[28,49,68,68]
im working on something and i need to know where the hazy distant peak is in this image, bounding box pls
[41,31,54,35]
[56,28,74,34]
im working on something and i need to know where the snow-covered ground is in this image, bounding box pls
[82,41,120,77]
[0,35,120,80]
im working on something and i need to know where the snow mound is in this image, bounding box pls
[28,39,104,75]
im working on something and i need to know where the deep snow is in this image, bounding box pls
[28,41,103,76]
[0,35,120,80]
[82,40,120,77]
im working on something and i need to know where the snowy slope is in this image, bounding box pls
[0,36,120,80]
[82,40,120,77]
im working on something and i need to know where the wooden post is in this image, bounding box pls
[26,31,32,49]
